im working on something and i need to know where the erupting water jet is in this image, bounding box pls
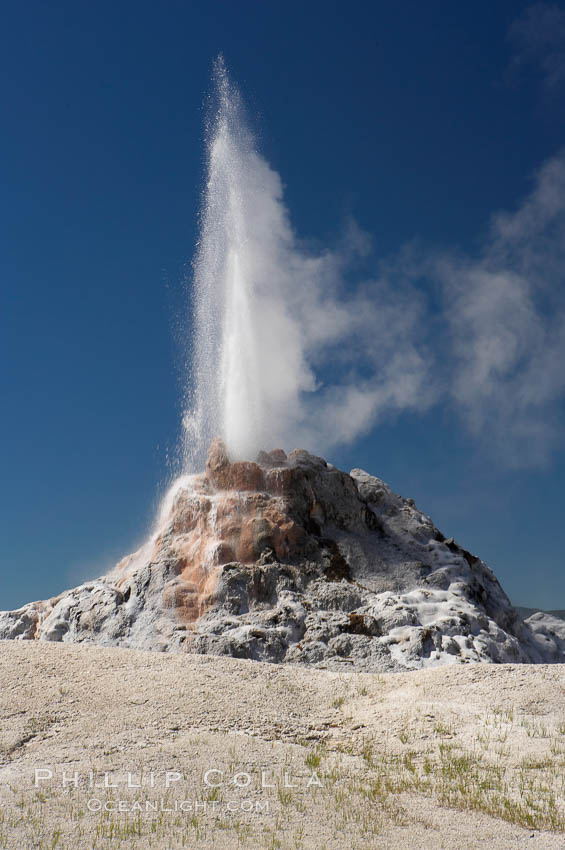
[182,56,315,469]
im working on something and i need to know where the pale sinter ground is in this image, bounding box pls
[1,641,565,849]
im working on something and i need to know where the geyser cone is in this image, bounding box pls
[3,439,565,671]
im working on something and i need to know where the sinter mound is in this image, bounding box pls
[1,439,564,671]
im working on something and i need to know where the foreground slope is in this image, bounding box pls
[1,440,564,669]
[1,642,565,849]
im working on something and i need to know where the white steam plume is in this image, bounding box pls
[182,58,565,472]
[433,151,565,466]
[182,58,430,468]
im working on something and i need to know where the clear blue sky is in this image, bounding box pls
[2,0,565,611]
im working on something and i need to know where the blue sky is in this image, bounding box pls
[2,0,565,611]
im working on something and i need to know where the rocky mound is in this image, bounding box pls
[1,440,564,671]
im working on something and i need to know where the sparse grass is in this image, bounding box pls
[353,728,565,834]
[4,656,565,848]
[305,748,323,770]
[277,786,293,806]
[433,721,453,737]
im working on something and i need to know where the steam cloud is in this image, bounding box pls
[435,151,565,465]
[182,58,565,469]
[182,58,431,468]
